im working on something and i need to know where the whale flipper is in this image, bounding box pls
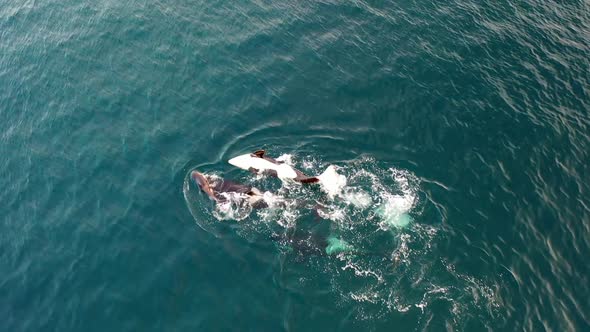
[297,176,320,184]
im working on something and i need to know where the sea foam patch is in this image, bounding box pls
[318,165,347,199]
[375,192,415,230]
[184,154,495,323]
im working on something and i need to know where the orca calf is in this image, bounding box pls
[190,170,268,208]
[228,150,323,183]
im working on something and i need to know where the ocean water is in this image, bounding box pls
[1,0,589,331]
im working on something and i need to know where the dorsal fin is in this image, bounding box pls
[252,150,265,158]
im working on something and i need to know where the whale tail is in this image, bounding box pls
[298,165,345,185]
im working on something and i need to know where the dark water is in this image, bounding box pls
[2,0,589,330]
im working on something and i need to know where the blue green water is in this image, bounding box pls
[2,0,589,330]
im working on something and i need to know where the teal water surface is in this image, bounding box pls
[1,0,589,331]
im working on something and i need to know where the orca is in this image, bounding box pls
[228,150,321,183]
[190,170,268,208]
[190,170,384,257]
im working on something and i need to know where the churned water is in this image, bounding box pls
[1,0,589,331]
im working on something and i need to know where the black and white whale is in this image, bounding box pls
[228,150,319,183]
[191,170,358,256]
[228,150,340,185]
[190,170,269,208]
[190,169,385,257]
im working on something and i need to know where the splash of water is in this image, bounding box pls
[318,165,348,199]
[183,154,498,323]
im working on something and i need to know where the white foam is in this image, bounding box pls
[343,190,372,208]
[302,160,316,170]
[375,193,415,229]
[188,156,498,322]
[261,191,285,208]
[212,192,252,221]
[275,153,293,165]
[317,205,346,223]
[317,165,347,199]
[385,193,414,213]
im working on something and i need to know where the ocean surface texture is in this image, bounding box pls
[1,0,589,331]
